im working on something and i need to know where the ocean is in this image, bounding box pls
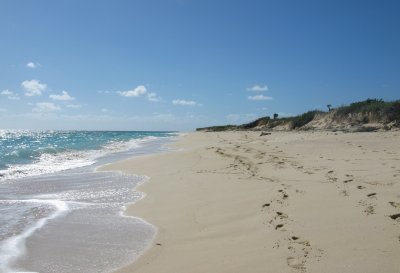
[0,130,176,273]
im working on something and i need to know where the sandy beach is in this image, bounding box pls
[101,131,400,273]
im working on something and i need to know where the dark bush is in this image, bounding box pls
[291,111,322,129]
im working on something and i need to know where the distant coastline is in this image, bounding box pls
[197,98,400,132]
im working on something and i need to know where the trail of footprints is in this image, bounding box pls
[324,167,400,242]
[208,135,400,271]
[323,169,400,219]
[262,186,322,272]
[210,137,324,271]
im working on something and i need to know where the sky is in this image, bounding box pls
[0,0,399,131]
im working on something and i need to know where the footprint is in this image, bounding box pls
[357,185,365,189]
[276,211,288,219]
[283,193,289,199]
[262,203,270,208]
[389,213,400,220]
[287,257,306,270]
[365,205,375,215]
[389,202,400,208]
[367,193,377,197]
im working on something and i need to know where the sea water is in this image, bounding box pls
[0,130,175,273]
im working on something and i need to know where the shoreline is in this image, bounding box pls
[103,131,400,273]
[0,132,175,273]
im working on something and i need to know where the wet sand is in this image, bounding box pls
[102,131,400,273]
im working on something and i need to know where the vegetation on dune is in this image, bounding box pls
[239,117,270,129]
[335,99,400,122]
[196,98,400,132]
[289,110,323,129]
[196,125,238,131]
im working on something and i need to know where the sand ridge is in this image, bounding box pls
[102,131,400,273]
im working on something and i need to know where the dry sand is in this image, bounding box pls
[101,131,400,273]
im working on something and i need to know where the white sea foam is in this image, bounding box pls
[0,151,98,181]
[0,136,160,182]
[0,133,172,272]
[0,199,69,273]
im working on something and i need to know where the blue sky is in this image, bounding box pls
[1,0,399,131]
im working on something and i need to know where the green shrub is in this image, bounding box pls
[196,125,237,131]
[335,98,400,123]
[336,99,388,116]
[384,101,400,122]
[196,98,400,131]
[240,117,270,129]
[291,110,322,129]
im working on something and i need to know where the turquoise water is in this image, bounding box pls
[0,130,173,181]
[0,130,176,273]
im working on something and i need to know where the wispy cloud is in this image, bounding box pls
[66,104,83,108]
[172,99,201,106]
[118,85,161,102]
[248,94,273,101]
[33,102,61,113]
[1,90,12,96]
[1,89,20,100]
[147,92,161,102]
[22,79,46,96]
[118,85,147,97]
[49,91,75,101]
[247,84,268,92]
[0,108,6,112]
[26,62,41,69]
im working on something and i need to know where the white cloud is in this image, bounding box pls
[147,92,161,102]
[1,89,20,100]
[117,85,161,102]
[0,108,6,112]
[1,90,12,96]
[118,85,147,97]
[66,104,82,108]
[172,99,201,106]
[22,79,47,96]
[101,108,109,113]
[247,84,268,92]
[26,62,41,69]
[49,91,75,101]
[33,102,61,113]
[248,95,273,101]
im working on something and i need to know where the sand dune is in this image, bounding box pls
[102,131,400,273]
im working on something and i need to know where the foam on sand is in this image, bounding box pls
[0,199,69,273]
